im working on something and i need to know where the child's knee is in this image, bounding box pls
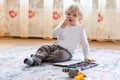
[47,49,72,62]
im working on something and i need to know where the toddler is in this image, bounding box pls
[24,3,95,66]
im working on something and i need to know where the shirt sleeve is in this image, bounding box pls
[52,22,63,38]
[80,28,90,59]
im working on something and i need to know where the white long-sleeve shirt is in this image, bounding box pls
[52,24,89,59]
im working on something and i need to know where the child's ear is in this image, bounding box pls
[78,17,82,24]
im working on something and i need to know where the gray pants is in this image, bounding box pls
[32,44,72,65]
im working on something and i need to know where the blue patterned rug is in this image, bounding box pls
[0,45,120,80]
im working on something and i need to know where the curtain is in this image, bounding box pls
[0,0,120,40]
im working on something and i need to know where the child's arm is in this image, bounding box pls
[81,28,89,59]
[52,20,68,38]
[80,28,95,62]
[52,24,63,38]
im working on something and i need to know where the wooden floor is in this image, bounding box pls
[0,37,120,51]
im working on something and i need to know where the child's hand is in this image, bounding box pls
[61,19,69,29]
[84,58,95,63]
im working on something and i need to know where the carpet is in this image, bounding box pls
[0,45,120,80]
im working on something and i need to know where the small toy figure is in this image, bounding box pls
[62,68,86,79]
[74,72,85,80]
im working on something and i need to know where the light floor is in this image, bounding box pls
[0,37,120,51]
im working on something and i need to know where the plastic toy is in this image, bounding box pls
[74,72,85,80]
[62,68,86,79]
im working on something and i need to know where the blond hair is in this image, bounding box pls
[65,3,83,19]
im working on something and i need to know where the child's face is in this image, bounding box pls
[65,12,80,26]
